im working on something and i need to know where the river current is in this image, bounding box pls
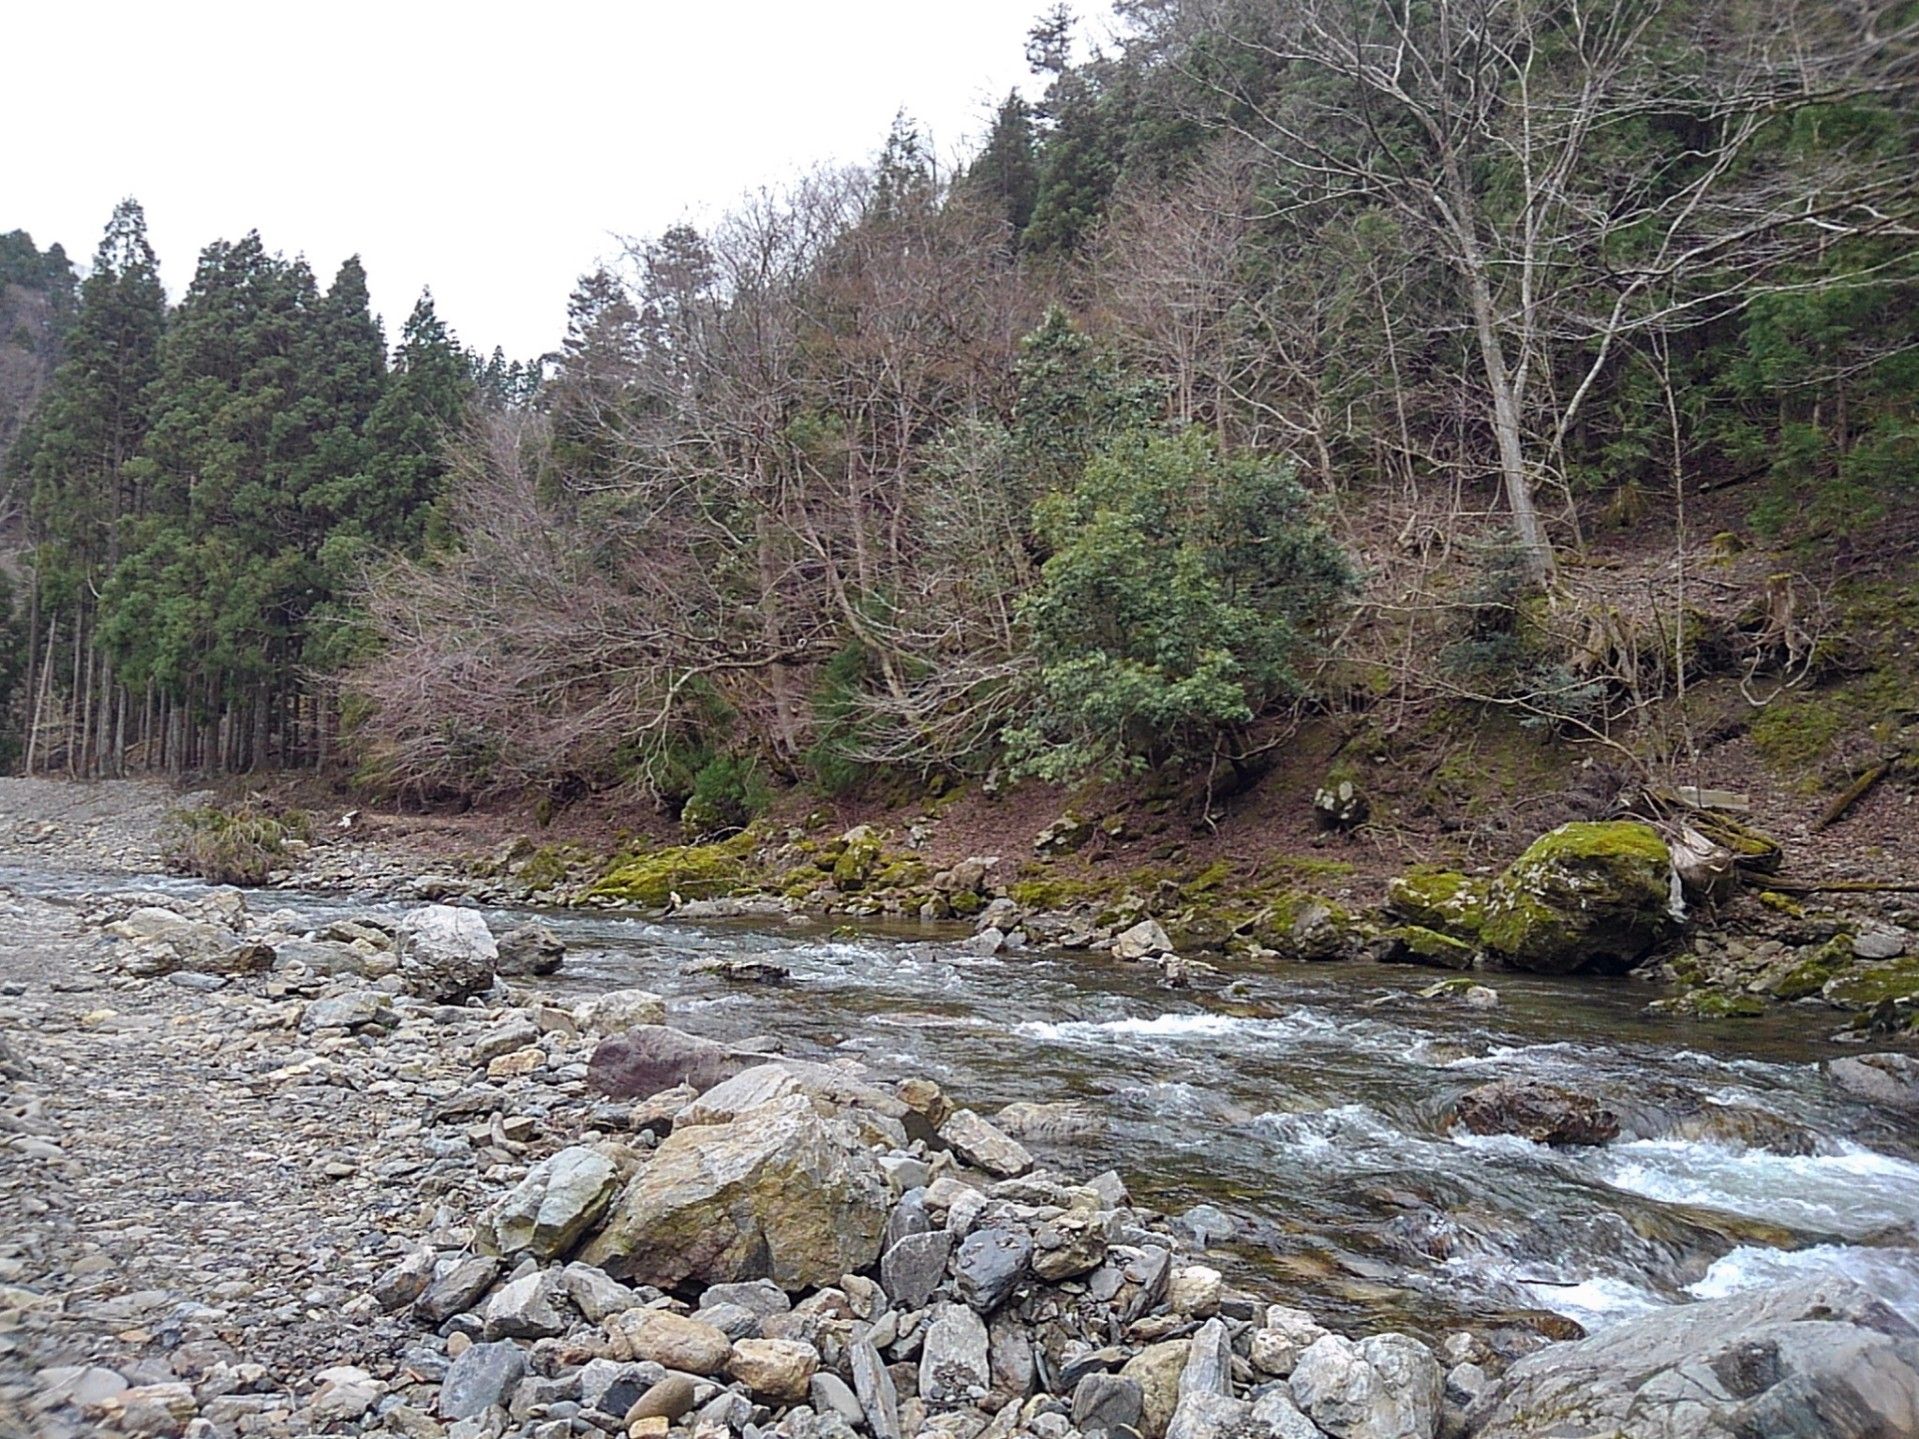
[14,862,1919,1343]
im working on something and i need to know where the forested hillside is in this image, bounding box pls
[0,202,538,775]
[4,0,1916,835]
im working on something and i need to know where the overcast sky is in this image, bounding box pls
[6,0,1072,361]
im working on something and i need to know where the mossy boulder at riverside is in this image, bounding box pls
[591,833,762,907]
[1384,870,1488,940]
[1374,925,1477,970]
[1823,956,1919,1012]
[1481,821,1681,975]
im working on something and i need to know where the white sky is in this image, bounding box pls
[4,0,1069,361]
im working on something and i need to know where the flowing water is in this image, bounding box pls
[14,861,1919,1343]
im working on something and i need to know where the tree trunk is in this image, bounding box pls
[1465,264,1555,585]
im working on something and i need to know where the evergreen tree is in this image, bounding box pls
[24,200,166,598]
[962,93,1041,240]
[549,270,641,485]
[355,291,473,546]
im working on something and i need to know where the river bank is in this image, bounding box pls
[3,777,1918,1436]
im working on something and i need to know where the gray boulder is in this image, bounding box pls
[578,1093,889,1290]
[395,904,498,1001]
[1468,1277,1919,1439]
[586,1024,749,1100]
[477,1145,622,1259]
[920,1303,992,1408]
[494,922,565,975]
[439,1340,526,1420]
[1291,1332,1442,1439]
[1828,1052,1919,1112]
[939,1108,1034,1177]
[954,1224,1032,1313]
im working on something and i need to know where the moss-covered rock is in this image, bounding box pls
[1248,894,1358,962]
[1375,925,1477,970]
[592,832,761,907]
[828,825,885,889]
[1385,870,1488,940]
[1647,988,1766,1020]
[1481,821,1680,975]
[1762,936,1854,1001]
[1823,956,1919,1010]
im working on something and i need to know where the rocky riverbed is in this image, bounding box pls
[3,867,1918,1438]
[3,779,1919,1438]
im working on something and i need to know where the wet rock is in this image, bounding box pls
[1481,821,1679,975]
[478,1144,622,1258]
[1374,926,1476,970]
[586,1024,748,1100]
[882,1229,954,1309]
[495,922,565,975]
[920,1303,992,1407]
[439,1340,527,1421]
[1073,1373,1144,1437]
[954,1224,1032,1313]
[1114,919,1174,961]
[938,1108,1034,1177]
[1450,1078,1620,1147]
[416,1254,502,1325]
[581,1093,889,1290]
[605,1308,734,1374]
[729,1337,820,1405]
[1828,1052,1919,1111]
[1470,1277,1919,1439]
[396,903,499,1001]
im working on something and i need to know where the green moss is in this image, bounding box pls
[1750,689,1866,789]
[592,831,762,907]
[1380,925,1477,969]
[830,830,885,889]
[515,843,586,892]
[1385,869,1488,938]
[1823,956,1919,1009]
[948,890,985,917]
[1756,889,1806,918]
[1481,821,1678,974]
[1690,813,1784,873]
[1649,989,1766,1020]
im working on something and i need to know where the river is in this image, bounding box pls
[12,861,1919,1345]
